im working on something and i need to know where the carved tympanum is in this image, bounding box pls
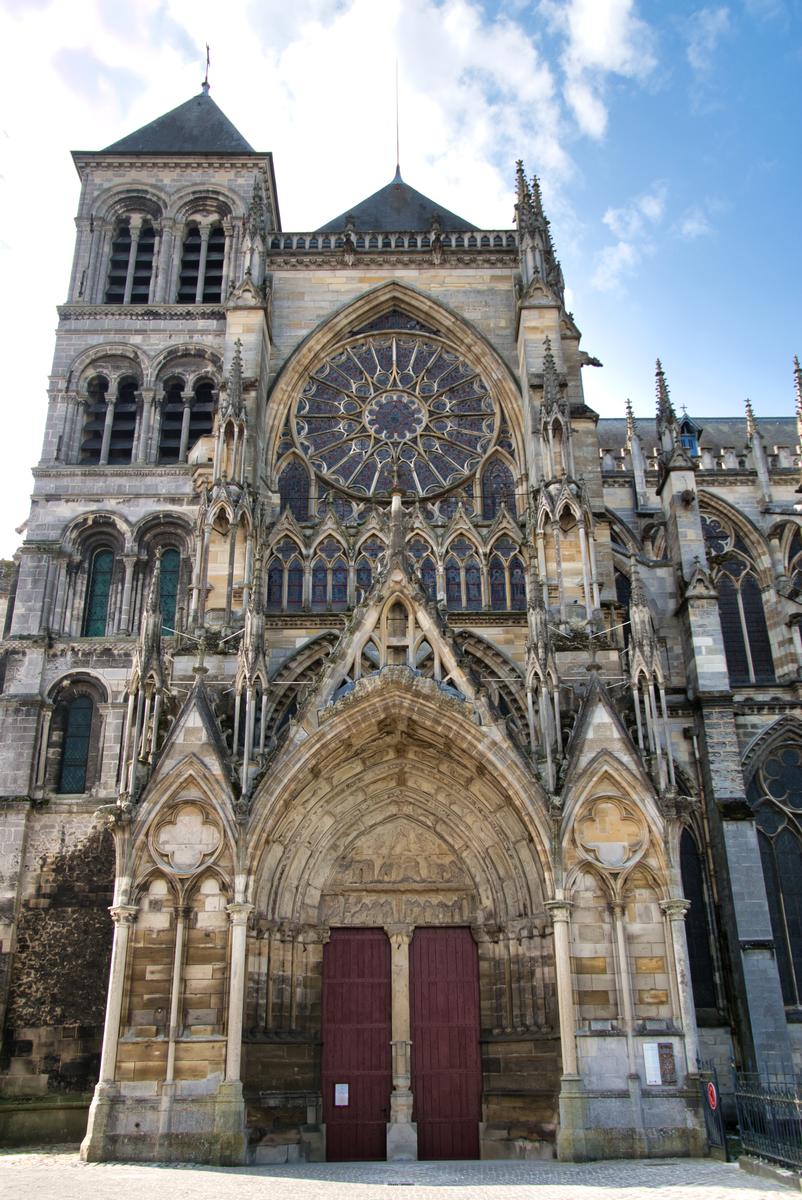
[151,803,222,873]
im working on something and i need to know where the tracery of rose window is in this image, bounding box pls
[293,334,496,498]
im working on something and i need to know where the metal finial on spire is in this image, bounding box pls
[202,44,210,93]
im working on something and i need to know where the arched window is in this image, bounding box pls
[615,567,632,647]
[79,376,109,464]
[702,514,774,685]
[748,745,802,1007]
[445,556,461,607]
[266,539,305,611]
[278,461,310,522]
[158,382,184,463]
[159,549,180,634]
[177,224,225,304]
[481,457,516,520]
[83,548,114,636]
[679,829,718,1011]
[108,379,138,465]
[188,381,215,448]
[487,537,525,610]
[787,526,802,596]
[311,538,347,610]
[104,219,155,305]
[465,557,482,609]
[57,694,94,793]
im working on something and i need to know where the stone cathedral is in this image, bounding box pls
[0,86,801,1165]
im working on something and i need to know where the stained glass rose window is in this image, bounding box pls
[293,334,496,498]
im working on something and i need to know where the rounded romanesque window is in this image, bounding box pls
[293,332,497,499]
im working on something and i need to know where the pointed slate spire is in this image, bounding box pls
[101,88,255,155]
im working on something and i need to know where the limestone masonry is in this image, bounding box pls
[0,86,800,1165]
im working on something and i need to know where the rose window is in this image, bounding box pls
[293,334,496,497]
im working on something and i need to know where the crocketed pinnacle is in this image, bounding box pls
[225,339,243,417]
[515,160,533,225]
[794,355,802,432]
[744,397,756,439]
[542,337,560,411]
[655,359,676,425]
[625,397,637,441]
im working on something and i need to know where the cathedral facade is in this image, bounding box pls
[0,87,801,1164]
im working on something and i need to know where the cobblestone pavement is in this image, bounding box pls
[0,1149,790,1200]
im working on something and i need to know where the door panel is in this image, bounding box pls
[322,928,391,1161]
[410,927,482,1159]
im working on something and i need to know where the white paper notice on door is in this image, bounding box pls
[642,1043,662,1085]
[334,1083,349,1107]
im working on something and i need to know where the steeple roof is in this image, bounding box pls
[317,167,475,232]
[100,86,255,155]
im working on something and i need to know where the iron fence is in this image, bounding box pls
[733,1072,802,1169]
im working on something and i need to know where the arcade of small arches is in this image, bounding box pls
[73,181,266,308]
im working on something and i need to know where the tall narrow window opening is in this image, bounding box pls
[160,549,180,634]
[57,694,94,794]
[83,548,114,636]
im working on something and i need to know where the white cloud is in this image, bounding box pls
[677,207,714,238]
[685,6,731,71]
[541,0,656,138]
[592,182,666,289]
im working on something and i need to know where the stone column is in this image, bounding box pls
[98,904,138,1083]
[545,900,579,1077]
[610,900,637,1075]
[117,555,138,635]
[385,924,417,1161]
[99,395,116,466]
[225,902,253,1082]
[178,394,192,462]
[165,905,188,1083]
[661,898,701,1076]
[195,226,211,305]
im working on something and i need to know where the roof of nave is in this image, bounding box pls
[99,86,256,155]
[317,166,476,232]
[597,415,798,452]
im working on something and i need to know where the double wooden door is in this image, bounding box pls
[321,926,481,1161]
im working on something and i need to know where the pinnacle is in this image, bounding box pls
[794,354,802,420]
[625,397,637,439]
[744,397,756,437]
[655,358,676,424]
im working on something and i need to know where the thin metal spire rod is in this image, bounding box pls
[395,57,400,175]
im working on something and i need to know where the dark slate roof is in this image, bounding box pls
[100,88,255,155]
[317,167,475,232]
[597,416,798,452]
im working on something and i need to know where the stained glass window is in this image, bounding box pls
[57,695,93,793]
[160,549,180,634]
[83,549,114,636]
[510,556,526,608]
[748,746,802,1007]
[294,334,496,498]
[287,559,303,610]
[278,461,310,522]
[701,512,775,686]
[482,457,515,519]
[490,556,506,610]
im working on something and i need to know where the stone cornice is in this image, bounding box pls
[268,252,519,270]
[57,304,226,322]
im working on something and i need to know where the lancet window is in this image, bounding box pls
[83,548,115,636]
[488,537,526,610]
[679,829,718,1012]
[159,549,181,633]
[104,217,156,304]
[748,743,802,1008]
[266,539,305,611]
[355,536,385,598]
[702,513,774,685]
[177,224,226,304]
[481,457,516,519]
[445,538,483,611]
[278,460,311,522]
[310,538,348,611]
[408,536,437,600]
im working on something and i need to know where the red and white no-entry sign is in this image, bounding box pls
[707,1081,718,1110]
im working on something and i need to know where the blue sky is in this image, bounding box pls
[0,0,799,554]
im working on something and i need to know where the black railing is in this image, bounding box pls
[734,1072,802,1169]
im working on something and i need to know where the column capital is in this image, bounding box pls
[109,904,138,925]
[660,898,691,920]
[385,923,413,946]
[545,899,573,922]
[227,901,254,927]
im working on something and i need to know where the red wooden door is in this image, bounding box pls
[410,927,482,1159]
[322,928,392,1161]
